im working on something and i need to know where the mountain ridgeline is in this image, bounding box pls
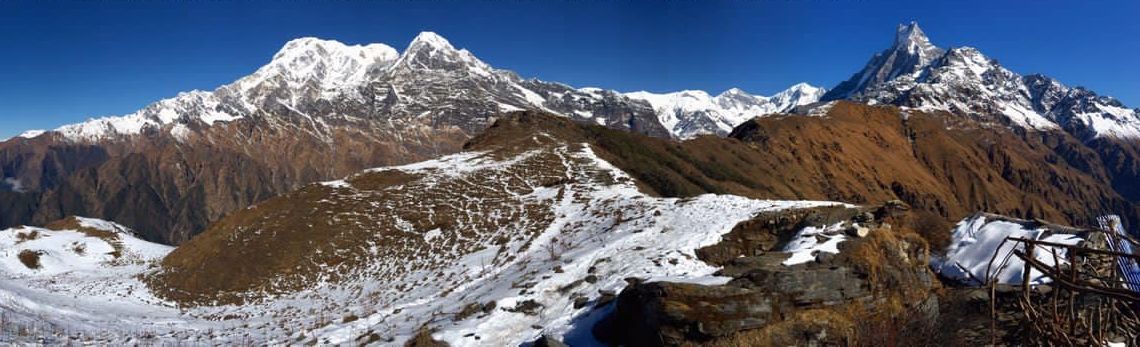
[822,22,1140,205]
[146,107,1139,327]
[2,23,1140,245]
[3,21,1140,346]
[490,107,1140,229]
[0,32,820,244]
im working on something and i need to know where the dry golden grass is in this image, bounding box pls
[843,224,932,299]
[14,230,39,243]
[17,250,41,269]
[911,210,953,251]
[404,327,449,347]
[477,103,1140,231]
[148,136,586,305]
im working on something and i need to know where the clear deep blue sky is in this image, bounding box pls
[1,0,1137,139]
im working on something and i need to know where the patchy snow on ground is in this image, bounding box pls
[0,143,840,345]
[307,143,840,346]
[781,222,851,266]
[0,218,171,277]
[931,213,1083,285]
[0,218,187,344]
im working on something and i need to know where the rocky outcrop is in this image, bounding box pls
[601,265,879,346]
[594,200,1136,346]
[603,282,783,345]
[596,204,938,346]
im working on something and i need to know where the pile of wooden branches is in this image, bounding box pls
[988,230,1140,345]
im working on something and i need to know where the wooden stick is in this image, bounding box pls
[1016,250,1140,302]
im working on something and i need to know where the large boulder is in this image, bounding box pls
[596,205,939,346]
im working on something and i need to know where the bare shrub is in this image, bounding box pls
[15,230,39,243]
[911,210,952,251]
[17,250,41,269]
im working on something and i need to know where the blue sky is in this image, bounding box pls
[1,0,1138,139]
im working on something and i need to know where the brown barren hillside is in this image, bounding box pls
[466,104,1140,229]
[0,121,469,244]
[153,106,1139,304]
[724,102,1138,228]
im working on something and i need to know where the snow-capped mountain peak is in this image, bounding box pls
[271,37,393,61]
[626,83,826,138]
[269,37,399,70]
[824,22,1140,139]
[822,21,945,101]
[394,31,489,73]
[406,31,454,51]
[894,21,937,54]
[248,37,399,93]
[399,31,469,63]
[716,87,751,98]
[769,83,827,107]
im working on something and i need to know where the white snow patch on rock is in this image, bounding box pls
[781,222,851,266]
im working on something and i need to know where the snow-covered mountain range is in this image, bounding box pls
[5,24,1140,245]
[19,32,817,142]
[626,83,825,138]
[19,32,656,142]
[11,24,1140,143]
[822,22,1140,140]
[2,22,1140,346]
